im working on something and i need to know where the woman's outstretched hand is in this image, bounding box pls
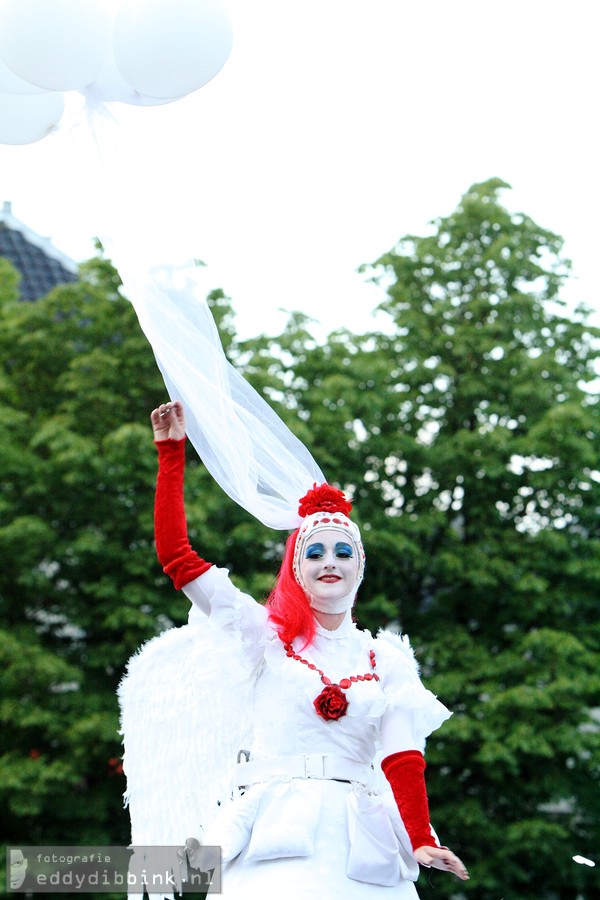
[414,845,469,881]
[151,401,186,442]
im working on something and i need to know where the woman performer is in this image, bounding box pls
[129,398,468,898]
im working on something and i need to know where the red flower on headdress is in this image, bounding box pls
[298,483,353,518]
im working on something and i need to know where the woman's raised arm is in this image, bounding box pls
[152,401,213,594]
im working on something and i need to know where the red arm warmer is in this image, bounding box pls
[154,438,212,590]
[381,750,437,851]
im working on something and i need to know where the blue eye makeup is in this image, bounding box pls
[335,543,353,558]
[305,543,324,559]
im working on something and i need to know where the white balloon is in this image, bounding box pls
[0,58,46,95]
[113,0,233,100]
[85,47,183,107]
[0,0,112,92]
[0,91,65,145]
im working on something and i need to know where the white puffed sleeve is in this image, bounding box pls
[183,565,268,669]
[375,630,451,757]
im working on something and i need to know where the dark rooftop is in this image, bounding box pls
[0,201,79,301]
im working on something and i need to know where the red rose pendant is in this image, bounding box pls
[313,684,349,721]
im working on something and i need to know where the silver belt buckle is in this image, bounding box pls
[304,754,325,779]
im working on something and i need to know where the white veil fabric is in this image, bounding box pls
[65,108,324,532]
[112,252,326,530]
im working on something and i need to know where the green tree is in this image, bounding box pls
[356,179,600,899]
[0,255,263,898]
[0,257,156,852]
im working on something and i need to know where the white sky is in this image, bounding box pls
[0,0,598,339]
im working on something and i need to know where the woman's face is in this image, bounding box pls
[299,528,359,607]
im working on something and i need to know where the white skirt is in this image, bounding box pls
[218,779,421,899]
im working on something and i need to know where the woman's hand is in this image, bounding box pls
[414,845,469,881]
[151,401,186,442]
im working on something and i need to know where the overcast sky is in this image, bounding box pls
[0,0,597,339]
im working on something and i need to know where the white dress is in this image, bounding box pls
[119,567,451,899]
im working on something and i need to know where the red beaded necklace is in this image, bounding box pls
[283,642,379,722]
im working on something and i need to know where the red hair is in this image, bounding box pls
[266,529,316,648]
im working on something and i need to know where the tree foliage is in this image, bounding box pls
[1,179,598,898]
[361,179,600,898]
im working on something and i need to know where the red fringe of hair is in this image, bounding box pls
[266,529,316,648]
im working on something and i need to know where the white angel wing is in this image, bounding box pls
[118,617,256,892]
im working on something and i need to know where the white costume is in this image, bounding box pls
[115,229,464,898]
[119,565,451,899]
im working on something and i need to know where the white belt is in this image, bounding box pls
[235,753,373,788]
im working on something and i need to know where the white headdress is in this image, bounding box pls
[291,483,366,591]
